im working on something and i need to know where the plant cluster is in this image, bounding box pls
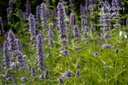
[0,0,128,85]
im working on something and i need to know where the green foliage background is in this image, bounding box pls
[0,0,128,85]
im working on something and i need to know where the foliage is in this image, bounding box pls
[0,0,128,85]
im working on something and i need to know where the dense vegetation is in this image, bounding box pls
[0,0,128,85]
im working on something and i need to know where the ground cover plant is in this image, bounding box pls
[0,0,128,85]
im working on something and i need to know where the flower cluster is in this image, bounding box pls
[0,0,126,84]
[76,69,80,76]
[36,5,41,26]
[43,70,49,79]
[26,0,31,17]
[28,13,36,42]
[48,24,54,47]
[3,40,10,69]
[68,12,77,43]
[90,22,95,34]
[5,30,25,68]
[6,0,14,24]
[5,70,13,81]
[31,66,36,76]
[102,44,111,49]
[111,0,121,27]
[73,25,80,42]
[40,3,48,30]
[57,2,66,34]
[57,2,69,56]
[51,9,57,28]
[126,18,128,28]
[58,70,72,84]
[82,26,88,39]
[80,3,90,39]
[39,70,50,79]
[80,3,88,38]
[99,1,112,47]
[0,17,4,34]
[36,33,45,71]
[69,13,77,26]
[16,51,25,67]
[99,1,111,31]
[7,30,22,51]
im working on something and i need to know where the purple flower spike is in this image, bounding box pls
[36,5,41,24]
[48,24,54,47]
[9,0,14,9]
[126,18,128,28]
[31,66,36,76]
[43,70,49,79]
[112,0,119,8]
[7,30,19,51]
[28,13,36,41]
[36,33,45,71]
[48,38,54,47]
[17,51,25,67]
[69,13,77,26]
[73,25,80,41]
[0,17,4,34]
[40,3,48,30]
[90,26,95,34]
[81,18,85,30]
[58,77,64,84]
[48,28,53,38]
[80,4,85,15]
[7,0,14,24]
[26,0,31,17]
[3,40,10,69]
[85,0,90,6]
[57,2,66,34]
[76,70,80,76]
[5,70,12,78]
[92,0,97,5]
[57,2,69,55]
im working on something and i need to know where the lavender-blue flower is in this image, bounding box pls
[36,33,45,71]
[60,49,69,56]
[44,70,49,79]
[7,30,20,51]
[36,5,41,24]
[61,70,72,78]
[0,17,4,34]
[48,38,54,47]
[102,44,111,49]
[28,13,36,41]
[40,2,48,30]
[26,0,31,17]
[74,25,80,38]
[57,2,66,34]
[58,77,64,84]
[3,40,10,69]
[31,66,36,76]
[17,51,25,67]
[76,70,80,76]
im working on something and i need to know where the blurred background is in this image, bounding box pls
[0,0,128,44]
[0,0,127,31]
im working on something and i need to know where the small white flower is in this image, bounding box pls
[119,31,122,36]
[124,34,127,38]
